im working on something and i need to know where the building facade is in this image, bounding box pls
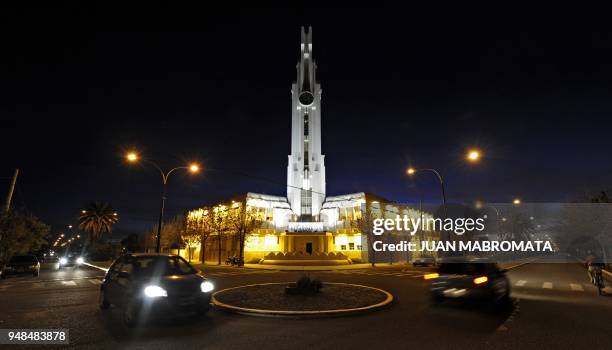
[185,27,431,265]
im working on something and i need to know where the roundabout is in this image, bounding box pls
[211,282,393,317]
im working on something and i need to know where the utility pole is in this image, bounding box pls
[4,168,19,213]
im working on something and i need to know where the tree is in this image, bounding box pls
[210,205,231,265]
[0,211,50,263]
[148,215,184,253]
[228,204,261,266]
[78,202,119,247]
[181,228,201,262]
[186,208,214,264]
[351,201,380,267]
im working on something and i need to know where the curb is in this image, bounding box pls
[241,263,375,271]
[211,282,394,318]
[502,257,541,270]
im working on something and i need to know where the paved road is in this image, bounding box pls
[0,257,610,349]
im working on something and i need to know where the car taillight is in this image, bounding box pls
[473,276,488,285]
[424,273,439,280]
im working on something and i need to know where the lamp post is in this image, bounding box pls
[406,167,447,209]
[126,151,200,253]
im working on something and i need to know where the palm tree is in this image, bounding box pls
[79,202,119,244]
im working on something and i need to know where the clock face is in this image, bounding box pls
[299,91,315,106]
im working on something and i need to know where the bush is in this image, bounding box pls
[286,275,323,295]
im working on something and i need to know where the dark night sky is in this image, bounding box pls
[2,5,612,235]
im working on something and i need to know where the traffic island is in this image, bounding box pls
[212,282,393,317]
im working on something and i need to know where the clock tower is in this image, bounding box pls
[287,26,326,220]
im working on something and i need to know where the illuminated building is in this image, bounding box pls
[186,27,429,265]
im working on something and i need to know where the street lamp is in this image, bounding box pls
[466,148,482,163]
[513,198,521,205]
[125,151,201,253]
[406,167,447,207]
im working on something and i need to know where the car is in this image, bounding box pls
[1,255,41,278]
[425,259,510,305]
[412,256,436,267]
[59,255,84,269]
[99,253,214,326]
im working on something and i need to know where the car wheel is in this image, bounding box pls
[123,300,139,327]
[98,290,110,310]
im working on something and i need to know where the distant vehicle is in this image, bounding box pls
[59,255,84,269]
[99,253,214,327]
[412,256,436,267]
[1,255,41,278]
[425,259,510,305]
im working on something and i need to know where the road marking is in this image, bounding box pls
[32,283,44,289]
[89,279,102,285]
[570,283,584,291]
[515,280,527,287]
[542,282,553,289]
[61,280,77,286]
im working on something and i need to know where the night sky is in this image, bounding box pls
[2,5,611,235]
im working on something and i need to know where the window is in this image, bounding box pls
[301,189,312,216]
[133,256,196,276]
[349,243,355,250]
[340,245,347,250]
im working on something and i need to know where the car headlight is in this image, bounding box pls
[144,285,168,298]
[200,281,214,293]
[59,258,68,265]
[76,257,84,264]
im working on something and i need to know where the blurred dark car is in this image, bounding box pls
[99,253,214,326]
[1,255,41,278]
[425,259,510,304]
[412,256,436,267]
[59,255,84,269]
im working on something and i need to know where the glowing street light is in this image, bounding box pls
[189,163,200,173]
[466,149,482,163]
[124,149,202,253]
[126,152,139,162]
[513,198,521,205]
[406,167,416,175]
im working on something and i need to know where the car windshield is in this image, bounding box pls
[438,263,497,275]
[9,256,36,263]
[132,256,196,277]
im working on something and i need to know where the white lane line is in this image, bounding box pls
[515,280,528,287]
[570,283,584,291]
[61,280,77,286]
[542,282,553,289]
[89,279,102,285]
[82,262,109,272]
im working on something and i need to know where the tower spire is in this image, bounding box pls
[300,26,312,56]
[288,26,325,219]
